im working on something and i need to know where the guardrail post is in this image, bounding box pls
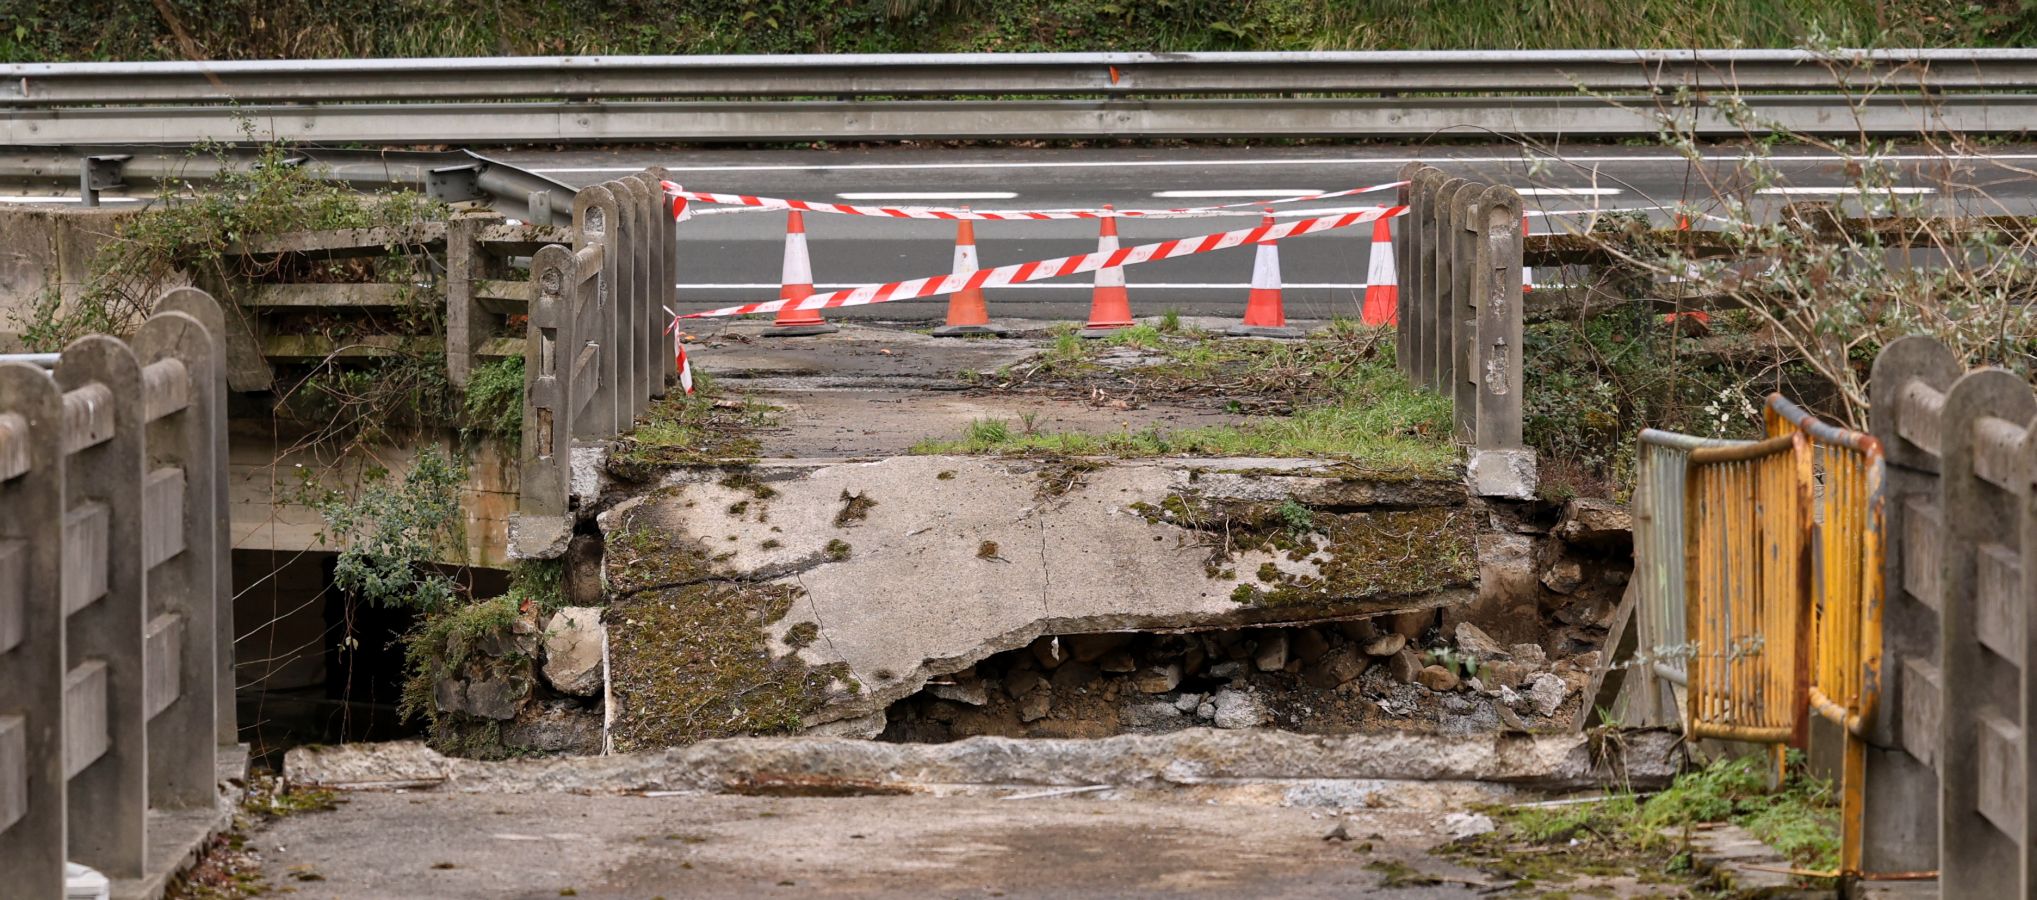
[133,312,219,810]
[1863,335,1959,873]
[154,287,236,746]
[649,167,679,394]
[1936,369,2032,897]
[0,361,66,899]
[53,336,148,878]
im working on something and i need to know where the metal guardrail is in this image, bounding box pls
[2,50,2032,143]
[1632,428,1754,710]
[0,288,234,897]
[0,147,577,223]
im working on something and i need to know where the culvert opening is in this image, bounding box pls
[878,610,1608,743]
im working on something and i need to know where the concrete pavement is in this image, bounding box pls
[248,791,1495,899]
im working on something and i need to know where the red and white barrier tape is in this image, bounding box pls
[659,179,1406,221]
[676,205,1405,320]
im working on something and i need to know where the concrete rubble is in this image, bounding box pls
[286,728,1683,796]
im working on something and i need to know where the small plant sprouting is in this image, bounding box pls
[1276,499,1315,536]
[825,539,852,561]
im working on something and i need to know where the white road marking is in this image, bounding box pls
[1516,187,1622,196]
[1756,186,1937,195]
[0,195,141,203]
[835,191,1019,200]
[1151,189,1323,197]
[534,151,2037,175]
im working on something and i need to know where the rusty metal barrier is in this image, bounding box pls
[1682,431,1813,747]
[1766,394,1886,877]
[1632,429,1754,725]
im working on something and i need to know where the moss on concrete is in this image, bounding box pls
[1133,494,1477,610]
[602,509,858,751]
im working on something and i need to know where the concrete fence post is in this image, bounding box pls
[133,311,220,811]
[1474,184,1525,452]
[53,335,148,879]
[445,215,494,389]
[625,172,659,412]
[0,361,67,899]
[1430,177,1466,396]
[574,185,620,439]
[1411,171,1443,388]
[607,177,641,430]
[1449,181,1484,443]
[1935,369,2033,897]
[650,167,680,394]
[520,243,578,531]
[154,287,237,746]
[1862,335,1959,873]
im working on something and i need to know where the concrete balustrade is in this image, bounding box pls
[0,291,233,899]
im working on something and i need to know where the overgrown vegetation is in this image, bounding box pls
[318,446,467,614]
[5,0,2020,62]
[463,356,526,449]
[606,372,777,478]
[1443,754,1839,890]
[600,506,857,749]
[914,323,1457,476]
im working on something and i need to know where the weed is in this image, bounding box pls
[462,356,525,449]
[1158,308,1183,332]
[825,539,852,561]
[1276,499,1315,535]
[833,490,877,526]
[318,446,466,614]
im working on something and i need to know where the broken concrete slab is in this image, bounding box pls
[285,728,1683,795]
[541,607,606,697]
[600,454,1477,744]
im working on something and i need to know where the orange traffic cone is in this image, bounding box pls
[1361,217,1398,327]
[1079,205,1135,338]
[932,210,1005,338]
[763,210,838,337]
[1521,214,1534,293]
[1227,209,1302,339]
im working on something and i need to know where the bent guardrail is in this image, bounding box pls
[0,288,233,897]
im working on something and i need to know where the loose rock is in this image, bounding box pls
[1003,670,1046,700]
[1018,689,1052,722]
[1388,610,1434,643]
[1416,665,1461,693]
[1307,645,1369,689]
[1528,673,1569,717]
[1453,622,1510,660]
[1121,701,1182,728]
[1508,643,1548,665]
[1207,660,1247,680]
[1540,558,1585,594]
[1133,663,1182,694]
[1292,627,1331,664]
[1069,633,1132,663]
[1555,497,1633,550]
[1363,633,1407,657]
[930,680,988,706]
[1098,649,1138,674]
[1253,632,1290,672]
[1389,648,1423,685]
[1209,689,1268,729]
[1030,637,1065,670]
[1174,692,1205,712]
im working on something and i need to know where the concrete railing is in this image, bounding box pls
[513,170,678,559]
[1392,162,1532,498]
[0,288,234,898]
[5,50,2033,143]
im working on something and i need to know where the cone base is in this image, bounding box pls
[1078,323,1134,339]
[931,324,1008,338]
[1224,323,1304,340]
[761,323,841,337]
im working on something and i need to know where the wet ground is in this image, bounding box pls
[245,791,1499,899]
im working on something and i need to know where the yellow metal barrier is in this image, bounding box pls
[1683,430,1812,746]
[1767,394,1885,877]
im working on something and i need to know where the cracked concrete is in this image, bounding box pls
[604,455,1476,732]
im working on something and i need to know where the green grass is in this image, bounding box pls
[7,0,2012,63]
[915,323,1454,473]
[1474,753,1840,874]
[606,372,776,471]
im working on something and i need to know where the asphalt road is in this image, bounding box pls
[489,143,2037,321]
